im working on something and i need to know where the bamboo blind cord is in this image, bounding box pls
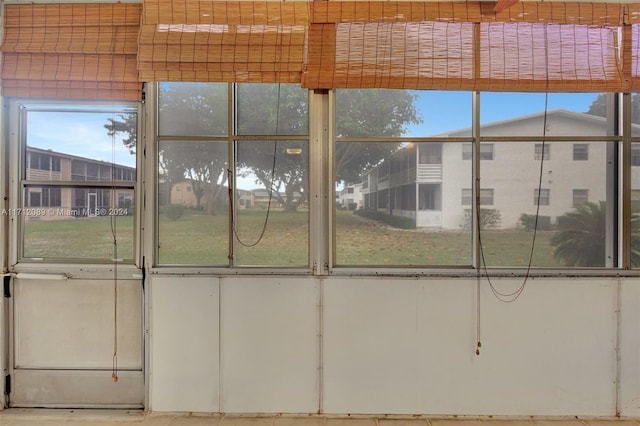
[110,112,119,383]
[475,20,551,356]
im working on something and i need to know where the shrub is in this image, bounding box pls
[353,209,415,229]
[165,204,185,221]
[347,202,358,211]
[463,208,501,230]
[519,213,552,231]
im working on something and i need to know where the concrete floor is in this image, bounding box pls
[1,411,640,426]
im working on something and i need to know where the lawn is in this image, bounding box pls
[24,216,134,259]
[335,210,562,267]
[23,209,564,267]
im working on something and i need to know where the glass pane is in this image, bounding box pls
[237,83,308,135]
[480,93,606,136]
[337,89,466,138]
[157,141,229,265]
[335,142,472,266]
[23,187,135,259]
[479,141,612,268]
[633,142,640,268]
[631,94,640,268]
[25,109,136,177]
[234,140,309,266]
[23,107,137,261]
[158,82,228,136]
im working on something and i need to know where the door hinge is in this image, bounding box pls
[3,275,10,298]
[4,374,11,395]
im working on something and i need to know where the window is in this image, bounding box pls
[28,152,61,173]
[477,93,615,268]
[157,82,309,267]
[534,189,550,206]
[335,89,473,266]
[462,189,494,206]
[153,89,635,271]
[573,143,589,161]
[534,144,550,160]
[19,104,137,261]
[573,189,589,206]
[463,143,494,160]
[26,188,61,208]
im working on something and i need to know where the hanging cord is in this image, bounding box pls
[477,94,548,302]
[475,97,549,354]
[475,21,550,355]
[232,84,281,248]
[110,112,119,383]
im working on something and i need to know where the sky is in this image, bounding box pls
[405,91,600,136]
[27,110,136,167]
[24,91,602,171]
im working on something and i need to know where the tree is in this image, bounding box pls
[237,140,307,212]
[158,84,229,212]
[551,201,607,267]
[234,84,309,212]
[335,89,422,184]
[107,84,422,213]
[108,83,230,213]
[587,93,640,124]
[105,113,137,154]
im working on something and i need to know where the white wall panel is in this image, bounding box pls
[220,277,319,413]
[619,278,640,416]
[323,277,617,416]
[14,278,142,369]
[149,276,219,412]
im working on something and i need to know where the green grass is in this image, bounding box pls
[24,216,134,259]
[158,208,309,266]
[23,208,564,267]
[335,210,562,267]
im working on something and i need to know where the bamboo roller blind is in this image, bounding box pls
[138,0,310,83]
[1,3,142,100]
[7,1,640,97]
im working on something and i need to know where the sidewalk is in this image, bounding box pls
[1,411,640,426]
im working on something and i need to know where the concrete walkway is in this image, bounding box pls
[1,411,640,426]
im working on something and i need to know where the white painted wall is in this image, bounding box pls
[147,274,640,418]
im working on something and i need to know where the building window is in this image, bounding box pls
[462,188,494,206]
[19,103,137,261]
[463,143,494,160]
[534,144,550,160]
[573,189,589,206]
[27,187,61,208]
[534,188,550,206]
[573,143,589,161]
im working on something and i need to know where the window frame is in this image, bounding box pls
[9,100,141,266]
[153,82,312,270]
[147,87,636,275]
[534,188,550,206]
[573,143,589,161]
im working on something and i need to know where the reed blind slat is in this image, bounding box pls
[138,0,310,83]
[4,1,640,93]
[1,3,142,101]
[302,1,630,92]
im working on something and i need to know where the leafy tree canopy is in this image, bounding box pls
[335,89,422,184]
[587,93,640,124]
